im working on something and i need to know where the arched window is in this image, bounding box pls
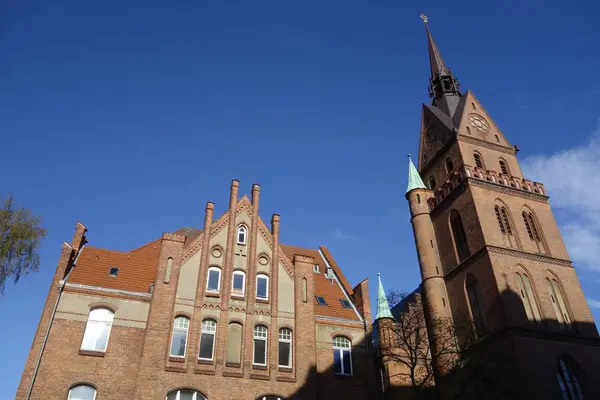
[450,210,469,262]
[465,274,486,336]
[546,278,572,330]
[333,336,352,375]
[257,396,287,400]
[499,159,509,175]
[166,389,207,400]
[253,325,268,366]
[198,319,217,360]
[278,328,293,367]
[445,158,454,174]
[237,225,247,244]
[231,270,246,296]
[206,266,221,293]
[495,206,506,234]
[429,176,436,190]
[515,271,541,322]
[416,194,421,204]
[68,385,96,400]
[256,274,269,300]
[81,308,114,352]
[473,153,484,169]
[522,211,546,253]
[165,257,173,283]
[557,356,584,399]
[495,134,500,142]
[170,316,190,357]
[226,322,243,364]
[302,278,307,303]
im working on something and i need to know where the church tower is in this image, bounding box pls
[407,16,600,399]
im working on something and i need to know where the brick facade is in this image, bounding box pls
[17,182,376,400]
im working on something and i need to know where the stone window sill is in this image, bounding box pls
[79,350,105,357]
[197,359,213,365]
[226,362,241,368]
[276,376,296,383]
[255,298,269,304]
[278,366,293,373]
[250,373,270,381]
[205,292,220,298]
[169,356,185,363]
[252,364,268,370]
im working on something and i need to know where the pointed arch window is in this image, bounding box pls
[450,210,469,262]
[466,274,486,336]
[557,356,584,399]
[473,153,484,169]
[428,176,436,190]
[494,206,514,236]
[522,211,546,253]
[445,158,454,174]
[237,225,247,245]
[546,278,572,330]
[499,159,510,175]
[515,271,541,322]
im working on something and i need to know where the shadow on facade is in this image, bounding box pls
[375,286,600,400]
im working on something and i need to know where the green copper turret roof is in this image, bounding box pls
[406,154,427,194]
[375,273,394,321]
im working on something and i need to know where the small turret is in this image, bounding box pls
[375,273,394,322]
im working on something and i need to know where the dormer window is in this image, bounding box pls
[313,264,320,273]
[237,225,247,245]
[316,296,328,306]
[109,267,119,277]
[340,299,352,309]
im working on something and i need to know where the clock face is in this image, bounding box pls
[468,113,490,133]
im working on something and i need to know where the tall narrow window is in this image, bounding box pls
[226,322,243,364]
[302,278,307,303]
[546,278,572,330]
[466,274,486,336]
[500,208,513,235]
[68,385,96,400]
[450,210,469,262]
[256,274,269,300]
[473,153,484,169]
[198,319,217,360]
[523,211,546,253]
[170,316,190,357]
[237,225,247,244]
[333,336,352,375]
[557,356,584,400]
[515,272,541,322]
[278,328,292,367]
[231,270,246,296]
[81,308,114,352]
[253,325,268,366]
[499,159,509,175]
[445,158,454,174]
[165,257,173,283]
[495,206,506,234]
[206,266,221,292]
[429,176,436,190]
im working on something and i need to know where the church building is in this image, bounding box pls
[17,181,376,399]
[375,17,600,400]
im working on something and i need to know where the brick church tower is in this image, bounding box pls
[403,16,600,399]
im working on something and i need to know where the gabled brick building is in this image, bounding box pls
[17,181,376,400]
[375,18,600,400]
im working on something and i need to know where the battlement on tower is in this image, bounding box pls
[428,163,546,210]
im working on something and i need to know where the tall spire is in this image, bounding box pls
[375,273,394,321]
[406,154,427,194]
[420,14,462,117]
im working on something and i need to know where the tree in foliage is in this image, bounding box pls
[0,194,47,294]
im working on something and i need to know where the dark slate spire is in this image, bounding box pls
[421,14,462,117]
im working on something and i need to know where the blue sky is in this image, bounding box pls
[1,0,600,396]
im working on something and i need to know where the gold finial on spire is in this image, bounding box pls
[420,14,428,24]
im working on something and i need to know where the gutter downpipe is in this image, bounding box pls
[26,244,86,400]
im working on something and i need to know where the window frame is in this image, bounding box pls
[546,277,572,330]
[556,357,584,399]
[515,271,541,322]
[198,319,217,361]
[473,152,484,169]
[499,159,510,176]
[80,307,114,353]
[339,299,352,309]
[256,274,269,300]
[231,270,246,297]
[253,325,268,366]
[67,384,97,400]
[237,225,247,245]
[278,328,293,368]
[332,336,353,376]
[166,389,206,400]
[315,296,328,306]
[206,266,222,293]
[169,315,190,358]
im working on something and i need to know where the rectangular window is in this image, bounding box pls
[232,271,245,296]
[170,330,187,357]
[334,349,352,375]
[108,267,119,276]
[340,299,352,309]
[313,264,319,273]
[316,296,327,306]
[199,332,215,359]
[206,268,221,292]
[256,275,268,300]
[254,339,266,365]
[278,328,292,367]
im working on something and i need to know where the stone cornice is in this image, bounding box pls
[457,134,516,155]
[467,178,548,203]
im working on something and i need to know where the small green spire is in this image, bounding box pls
[375,273,394,321]
[406,154,427,194]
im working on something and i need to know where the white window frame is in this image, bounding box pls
[206,266,222,293]
[198,319,217,361]
[278,328,293,368]
[237,225,247,245]
[231,270,246,297]
[313,264,319,273]
[165,390,206,400]
[256,274,269,300]
[333,336,353,376]
[253,325,268,366]
[80,308,114,353]
[169,316,190,358]
[68,385,97,400]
